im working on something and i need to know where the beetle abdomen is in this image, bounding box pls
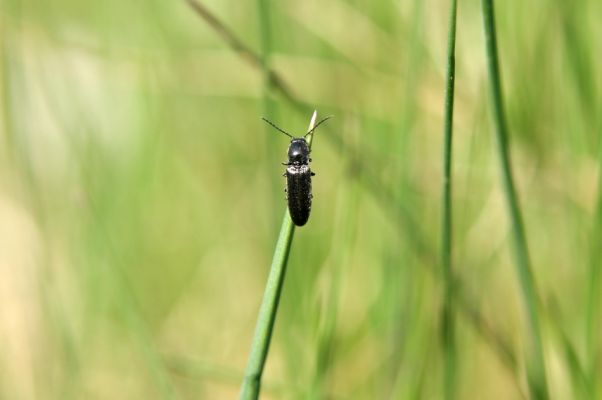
[286,165,312,226]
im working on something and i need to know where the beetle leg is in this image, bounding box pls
[311,172,316,176]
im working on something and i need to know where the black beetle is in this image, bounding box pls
[261,116,332,226]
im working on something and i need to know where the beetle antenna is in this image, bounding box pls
[304,116,333,138]
[261,117,294,138]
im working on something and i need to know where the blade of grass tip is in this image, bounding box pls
[239,111,319,400]
[441,0,458,399]
[480,1,549,399]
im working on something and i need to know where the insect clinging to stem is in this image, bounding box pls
[261,114,332,227]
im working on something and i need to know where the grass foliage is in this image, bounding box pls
[0,0,600,399]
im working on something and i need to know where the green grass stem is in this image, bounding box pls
[480,1,548,398]
[256,0,273,88]
[255,0,282,230]
[586,133,602,397]
[239,111,319,400]
[441,0,458,398]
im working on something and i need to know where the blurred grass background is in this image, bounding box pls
[0,0,601,399]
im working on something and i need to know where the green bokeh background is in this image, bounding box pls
[0,0,600,398]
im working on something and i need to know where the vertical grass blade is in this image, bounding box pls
[480,1,549,398]
[256,0,282,230]
[257,0,273,104]
[441,0,459,398]
[239,111,319,400]
[586,137,602,398]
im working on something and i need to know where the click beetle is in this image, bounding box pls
[261,116,332,226]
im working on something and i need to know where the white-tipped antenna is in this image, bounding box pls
[261,117,294,138]
[304,115,332,138]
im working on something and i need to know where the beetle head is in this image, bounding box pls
[288,139,310,164]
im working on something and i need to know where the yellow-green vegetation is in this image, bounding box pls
[0,0,600,399]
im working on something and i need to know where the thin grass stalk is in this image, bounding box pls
[257,0,273,92]
[165,356,297,397]
[255,0,277,133]
[256,0,282,230]
[586,128,602,397]
[480,1,548,398]
[239,111,319,400]
[441,0,458,398]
